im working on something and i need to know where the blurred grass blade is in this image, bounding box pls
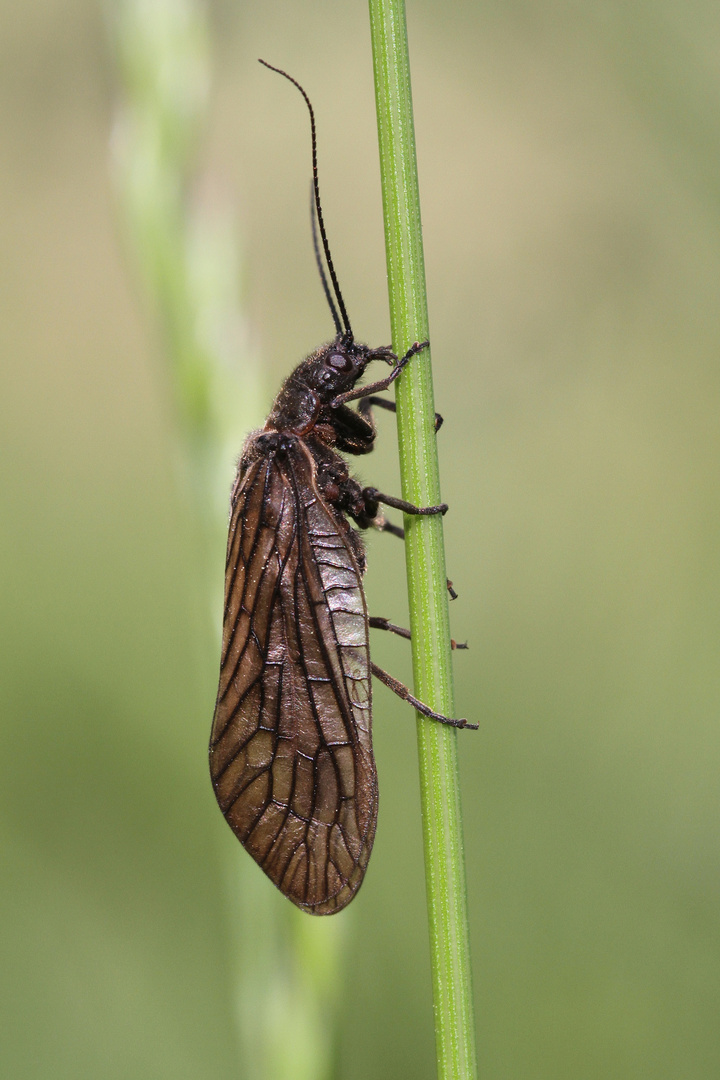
[109,0,259,514]
[109,4,340,1078]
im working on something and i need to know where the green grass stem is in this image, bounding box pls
[368,3,479,1078]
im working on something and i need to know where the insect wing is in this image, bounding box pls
[209,438,378,914]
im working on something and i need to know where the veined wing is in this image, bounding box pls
[209,435,377,915]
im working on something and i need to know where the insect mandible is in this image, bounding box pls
[209,59,476,915]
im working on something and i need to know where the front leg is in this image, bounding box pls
[331,340,429,408]
[325,403,376,455]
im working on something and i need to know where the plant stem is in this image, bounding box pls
[368,3,478,1078]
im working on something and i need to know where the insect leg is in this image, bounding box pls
[372,515,405,540]
[359,396,444,433]
[369,616,468,649]
[370,518,458,598]
[339,477,447,531]
[369,616,411,640]
[331,340,429,407]
[371,663,477,729]
[363,487,448,517]
[366,495,459,598]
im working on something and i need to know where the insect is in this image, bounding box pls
[209,60,475,915]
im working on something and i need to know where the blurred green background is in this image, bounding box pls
[2,1,720,1077]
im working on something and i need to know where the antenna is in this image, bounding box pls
[310,182,342,336]
[259,59,353,341]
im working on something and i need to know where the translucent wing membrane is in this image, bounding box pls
[209,437,378,914]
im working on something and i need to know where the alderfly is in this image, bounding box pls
[209,60,475,915]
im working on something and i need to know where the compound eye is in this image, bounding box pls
[326,352,354,373]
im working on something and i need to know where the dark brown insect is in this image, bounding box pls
[209,61,474,916]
